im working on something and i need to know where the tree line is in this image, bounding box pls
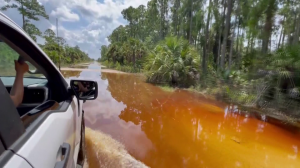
[100,0,300,114]
[1,0,92,65]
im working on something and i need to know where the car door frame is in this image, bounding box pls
[0,78,32,168]
[0,13,82,167]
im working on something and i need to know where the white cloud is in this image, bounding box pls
[45,0,150,21]
[1,0,151,59]
[53,19,122,58]
[74,0,121,20]
[50,0,150,59]
[50,6,80,22]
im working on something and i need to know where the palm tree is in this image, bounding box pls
[144,36,200,87]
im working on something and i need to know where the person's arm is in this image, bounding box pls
[78,82,89,92]
[10,60,29,107]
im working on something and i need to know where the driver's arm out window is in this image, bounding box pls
[0,41,26,106]
[0,40,45,107]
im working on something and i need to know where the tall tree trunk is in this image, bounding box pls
[180,17,184,37]
[217,0,226,68]
[229,32,234,69]
[164,0,168,37]
[217,34,222,67]
[207,27,211,53]
[250,35,254,51]
[173,0,180,36]
[177,0,180,36]
[159,0,164,40]
[240,30,245,69]
[278,19,284,49]
[189,0,193,44]
[235,0,240,61]
[202,0,212,73]
[195,18,198,47]
[221,0,233,69]
[292,12,300,45]
[261,0,276,54]
[269,35,272,51]
[197,30,201,50]
[133,49,136,67]
[236,19,240,66]
[21,2,25,30]
[229,15,237,69]
[177,16,181,37]
[288,15,295,45]
[246,34,250,55]
[282,29,286,46]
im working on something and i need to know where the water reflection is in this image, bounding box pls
[62,63,300,168]
[61,70,81,78]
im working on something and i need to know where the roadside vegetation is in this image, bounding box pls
[0,0,93,67]
[99,0,300,119]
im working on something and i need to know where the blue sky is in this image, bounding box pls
[1,0,150,59]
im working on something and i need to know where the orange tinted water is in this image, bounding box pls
[63,63,300,168]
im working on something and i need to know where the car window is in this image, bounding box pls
[0,39,46,80]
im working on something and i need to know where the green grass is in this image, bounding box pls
[158,85,176,92]
[100,60,141,73]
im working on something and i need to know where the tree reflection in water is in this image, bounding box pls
[99,72,300,168]
[61,70,81,78]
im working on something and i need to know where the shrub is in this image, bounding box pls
[143,36,200,87]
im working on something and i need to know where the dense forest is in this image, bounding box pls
[0,0,92,66]
[100,0,300,117]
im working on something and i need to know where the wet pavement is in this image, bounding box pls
[62,62,300,168]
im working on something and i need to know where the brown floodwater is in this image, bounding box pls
[63,63,300,168]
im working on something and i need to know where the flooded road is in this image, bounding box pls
[63,63,300,168]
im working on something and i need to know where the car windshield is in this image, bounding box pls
[0,40,45,79]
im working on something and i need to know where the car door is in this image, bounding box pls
[0,13,82,168]
[0,78,33,168]
[0,151,32,168]
[11,98,78,168]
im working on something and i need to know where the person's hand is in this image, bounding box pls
[78,82,89,92]
[14,60,29,75]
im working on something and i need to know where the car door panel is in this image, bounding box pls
[12,103,76,168]
[2,151,32,168]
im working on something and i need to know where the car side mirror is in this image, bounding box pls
[70,80,98,100]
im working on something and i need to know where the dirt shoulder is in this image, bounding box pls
[60,67,127,74]
[101,69,126,74]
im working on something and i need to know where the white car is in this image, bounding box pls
[0,13,98,167]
